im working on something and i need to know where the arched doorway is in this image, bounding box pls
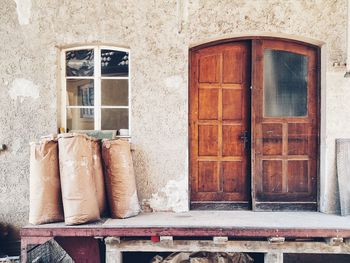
[189,38,320,211]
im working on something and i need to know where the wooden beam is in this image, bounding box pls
[104,239,350,254]
[20,227,350,239]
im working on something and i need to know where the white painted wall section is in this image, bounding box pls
[14,0,32,25]
[9,78,39,103]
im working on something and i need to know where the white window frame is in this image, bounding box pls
[60,45,131,135]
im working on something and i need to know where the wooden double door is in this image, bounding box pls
[189,39,319,211]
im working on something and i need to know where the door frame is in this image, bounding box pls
[189,36,321,211]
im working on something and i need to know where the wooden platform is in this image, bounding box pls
[21,211,350,238]
[21,211,350,262]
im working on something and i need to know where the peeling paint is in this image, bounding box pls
[14,0,31,25]
[9,78,39,103]
[148,177,188,212]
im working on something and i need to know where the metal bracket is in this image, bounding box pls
[268,237,285,244]
[213,236,228,243]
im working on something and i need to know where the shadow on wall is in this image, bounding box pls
[0,223,20,257]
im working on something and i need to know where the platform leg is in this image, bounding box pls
[105,237,122,263]
[264,252,283,263]
[20,239,28,263]
[106,249,122,263]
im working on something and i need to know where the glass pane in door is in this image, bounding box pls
[264,49,308,117]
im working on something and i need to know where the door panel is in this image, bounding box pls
[190,42,251,208]
[222,161,243,193]
[198,161,220,192]
[198,89,219,120]
[198,125,218,156]
[252,39,318,210]
[222,89,242,120]
[199,55,220,83]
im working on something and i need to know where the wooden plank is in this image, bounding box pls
[104,239,350,254]
[21,226,350,239]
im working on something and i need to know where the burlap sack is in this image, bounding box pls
[102,139,140,218]
[58,134,100,225]
[29,139,63,225]
[92,140,107,215]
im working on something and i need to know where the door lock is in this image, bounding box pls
[240,131,249,150]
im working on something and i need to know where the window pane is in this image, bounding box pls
[66,49,94,76]
[101,79,128,106]
[101,49,129,77]
[101,109,128,131]
[66,80,94,106]
[264,49,308,117]
[67,108,94,131]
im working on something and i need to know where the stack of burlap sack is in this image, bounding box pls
[29,133,140,225]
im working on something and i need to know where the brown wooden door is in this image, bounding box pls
[189,42,251,209]
[252,39,319,210]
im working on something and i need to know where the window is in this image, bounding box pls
[263,49,308,117]
[61,46,130,135]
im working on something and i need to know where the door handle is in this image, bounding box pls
[240,131,249,150]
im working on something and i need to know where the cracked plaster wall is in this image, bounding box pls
[0,0,348,239]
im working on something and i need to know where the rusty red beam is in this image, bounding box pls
[21,227,350,239]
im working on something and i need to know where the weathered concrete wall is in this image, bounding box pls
[0,0,349,238]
